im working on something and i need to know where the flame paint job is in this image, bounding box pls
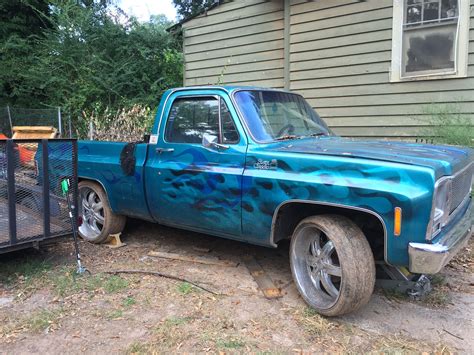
[75,86,474,267]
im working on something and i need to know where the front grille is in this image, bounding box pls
[450,163,474,214]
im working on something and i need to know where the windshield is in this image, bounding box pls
[234,90,332,142]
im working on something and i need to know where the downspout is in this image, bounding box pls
[283,0,291,90]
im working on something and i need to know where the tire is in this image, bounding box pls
[78,180,126,244]
[290,214,375,317]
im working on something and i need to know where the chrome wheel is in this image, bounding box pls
[79,186,105,240]
[291,224,342,309]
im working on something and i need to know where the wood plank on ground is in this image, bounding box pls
[244,255,283,299]
[148,250,238,267]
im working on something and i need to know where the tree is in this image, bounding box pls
[0,0,53,106]
[1,0,184,136]
[0,0,52,42]
[172,0,217,21]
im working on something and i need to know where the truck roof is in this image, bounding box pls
[164,85,290,95]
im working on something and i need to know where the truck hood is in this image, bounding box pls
[270,137,473,178]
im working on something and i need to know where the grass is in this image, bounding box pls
[103,275,129,293]
[297,307,337,336]
[150,316,194,349]
[27,308,63,333]
[122,296,136,308]
[127,342,149,355]
[50,269,129,297]
[0,256,51,287]
[0,307,64,337]
[176,282,195,295]
[216,337,246,350]
[106,309,124,320]
[367,333,452,354]
[292,306,451,353]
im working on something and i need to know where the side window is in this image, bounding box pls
[165,97,219,143]
[220,98,239,144]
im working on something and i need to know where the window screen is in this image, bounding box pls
[402,0,459,76]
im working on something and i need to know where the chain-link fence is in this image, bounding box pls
[0,106,72,138]
[0,139,77,253]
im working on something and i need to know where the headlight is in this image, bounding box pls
[426,178,452,240]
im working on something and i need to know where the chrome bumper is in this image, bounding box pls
[408,198,473,274]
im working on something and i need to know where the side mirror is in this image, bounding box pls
[202,133,218,148]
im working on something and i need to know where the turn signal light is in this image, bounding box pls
[394,207,402,236]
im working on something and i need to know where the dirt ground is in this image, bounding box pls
[0,219,473,354]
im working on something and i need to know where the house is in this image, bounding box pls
[177,0,474,140]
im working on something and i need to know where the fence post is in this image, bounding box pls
[58,107,62,137]
[6,140,17,244]
[42,140,50,238]
[6,105,12,134]
[68,115,72,138]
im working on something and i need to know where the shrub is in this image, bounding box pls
[81,105,154,142]
[423,104,473,147]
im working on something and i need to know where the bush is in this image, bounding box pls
[424,104,473,147]
[81,105,154,142]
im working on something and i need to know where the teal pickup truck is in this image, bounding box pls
[76,86,473,316]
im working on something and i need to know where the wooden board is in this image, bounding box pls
[12,126,58,139]
[244,256,282,299]
[148,250,238,267]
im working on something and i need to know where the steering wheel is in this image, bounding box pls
[277,123,295,137]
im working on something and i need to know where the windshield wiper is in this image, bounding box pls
[306,132,328,138]
[274,135,298,141]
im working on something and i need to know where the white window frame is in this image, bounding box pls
[390,0,471,82]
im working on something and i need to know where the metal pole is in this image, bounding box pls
[58,107,62,137]
[6,140,17,244]
[68,115,72,138]
[6,105,13,135]
[42,140,50,237]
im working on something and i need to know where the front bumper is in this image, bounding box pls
[408,198,473,274]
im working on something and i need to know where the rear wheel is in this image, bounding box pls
[78,181,126,244]
[290,214,375,316]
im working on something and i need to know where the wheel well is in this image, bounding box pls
[272,202,386,261]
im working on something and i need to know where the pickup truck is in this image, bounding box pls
[74,86,473,316]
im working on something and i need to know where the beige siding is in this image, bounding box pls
[290,0,474,139]
[182,0,474,139]
[183,0,285,88]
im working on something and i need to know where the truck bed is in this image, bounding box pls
[77,141,152,220]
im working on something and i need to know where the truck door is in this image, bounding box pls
[145,91,247,238]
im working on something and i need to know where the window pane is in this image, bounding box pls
[406,4,422,24]
[402,23,457,74]
[441,0,458,18]
[220,100,239,144]
[165,97,219,143]
[423,2,440,22]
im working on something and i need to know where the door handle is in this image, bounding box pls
[156,147,175,153]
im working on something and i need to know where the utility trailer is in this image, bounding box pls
[0,139,77,253]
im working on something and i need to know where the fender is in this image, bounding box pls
[270,199,389,263]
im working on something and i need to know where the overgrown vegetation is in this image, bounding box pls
[0,0,183,138]
[423,104,473,147]
[81,105,154,142]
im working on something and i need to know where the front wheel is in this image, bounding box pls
[290,215,375,316]
[78,181,126,244]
